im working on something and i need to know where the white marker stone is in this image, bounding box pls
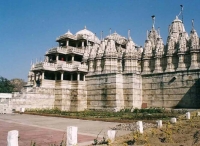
[156,120,162,128]
[197,112,200,116]
[136,121,143,133]
[186,112,190,119]
[67,126,78,146]
[107,130,116,143]
[170,118,177,123]
[7,130,19,146]
[20,108,25,113]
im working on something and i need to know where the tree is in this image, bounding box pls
[10,78,26,92]
[0,76,14,93]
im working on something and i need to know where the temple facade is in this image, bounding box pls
[10,14,200,111]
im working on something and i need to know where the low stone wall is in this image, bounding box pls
[10,80,87,111]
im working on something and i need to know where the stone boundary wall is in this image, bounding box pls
[142,70,200,108]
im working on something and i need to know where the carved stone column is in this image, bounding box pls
[82,41,84,48]
[95,56,102,74]
[71,54,74,62]
[165,54,175,72]
[189,50,199,70]
[88,58,94,73]
[60,71,64,80]
[177,52,186,71]
[56,54,59,61]
[153,53,163,73]
[66,39,69,46]
[77,72,80,81]
[41,71,45,79]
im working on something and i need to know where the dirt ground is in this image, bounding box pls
[111,111,200,146]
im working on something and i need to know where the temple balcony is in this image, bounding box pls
[32,62,88,72]
[32,62,57,71]
[58,63,88,72]
[46,46,84,55]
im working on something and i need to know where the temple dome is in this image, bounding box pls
[65,30,73,35]
[75,26,100,43]
[105,32,127,45]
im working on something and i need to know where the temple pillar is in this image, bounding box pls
[189,51,199,70]
[82,41,84,48]
[71,54,74,62]
[77,72,80,81]
[56,54,59,61]
[83,74,85,81]
[70,73,73,81]
[41,71,45,79]
[66,39,69,47]
[177,53,186,71]
[165,55,175,72]
[61,71,64,80]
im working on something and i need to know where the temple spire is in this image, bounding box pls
[151,15,155,28]
[110,28,111,36]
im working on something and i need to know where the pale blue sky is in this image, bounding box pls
[0,0,200,81]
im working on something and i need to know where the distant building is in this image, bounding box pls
[10,13,200,111]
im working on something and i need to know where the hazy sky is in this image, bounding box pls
[0,0,200,81]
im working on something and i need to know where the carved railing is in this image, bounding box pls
[46,46,84,55]
[32,62,56,71]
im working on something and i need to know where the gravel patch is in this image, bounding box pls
[112,122,157,131]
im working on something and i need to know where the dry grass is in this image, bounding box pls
[111,110,200,146]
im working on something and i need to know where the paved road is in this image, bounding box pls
[0,114,131,145]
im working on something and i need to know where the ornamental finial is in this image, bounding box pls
[158,27,160,37]
[101,31,103,41]
[192,19,194,30]
[110,28,111,36]
[84,26,87,29]
[128,29,131,40]
[151,15,155,28]
[177,5,184,23]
